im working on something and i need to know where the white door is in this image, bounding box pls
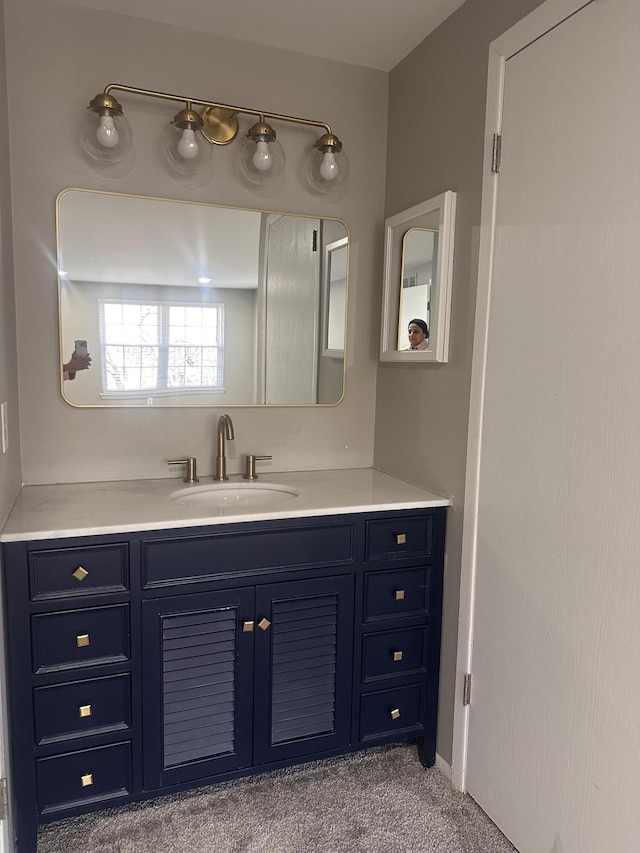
[460,1,640,851]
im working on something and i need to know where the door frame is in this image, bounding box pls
[451,0,593,793]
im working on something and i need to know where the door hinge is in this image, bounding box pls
[0,778,7,820]
[491,133,502,173]
[463,673,472,706]
[312,229,318,252]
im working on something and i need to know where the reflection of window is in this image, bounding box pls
[402,274,418,288]
[99,300,224,395]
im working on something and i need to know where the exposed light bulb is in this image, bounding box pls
[96,115,119,148]
[253,139,272,171]
[178,128,199,160]
[320,151,338,181]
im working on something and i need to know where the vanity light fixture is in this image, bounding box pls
[80,84,348,191]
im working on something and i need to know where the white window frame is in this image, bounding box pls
[99,298,225,400]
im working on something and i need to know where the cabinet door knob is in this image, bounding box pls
[80,773,93,787]
[73,566,89,581]
[79,704,92,718]
[394,589,405,601]
[243,621,255,632]
[390,708,401,720]
[76,633,90,647]
[258,617,271,631]
[396,533,407,545]
[393,650,403,662]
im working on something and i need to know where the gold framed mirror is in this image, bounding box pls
[57,189,349,407]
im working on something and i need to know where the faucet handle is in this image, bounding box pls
[168,457,199,483]
[243,454,272,480]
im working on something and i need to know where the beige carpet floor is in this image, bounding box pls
[37,742,518,852]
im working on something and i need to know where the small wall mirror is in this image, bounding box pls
[57,189,348,407]
[380,191,456,363]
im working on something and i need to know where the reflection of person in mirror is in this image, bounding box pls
[63,350,92,380]
[404,318,429,350]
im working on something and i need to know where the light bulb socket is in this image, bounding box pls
[171,107,204,131]
[88,92,124,117]
[314,132,343,154]
[246,120,277,142]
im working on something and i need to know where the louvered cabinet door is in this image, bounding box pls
[253,575,354,765]
[142,588,255,789]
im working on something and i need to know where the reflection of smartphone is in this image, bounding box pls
[75,339,88,357]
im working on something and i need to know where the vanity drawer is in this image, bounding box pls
[31,605,130,674]
[365,514,432,562]
[34,674,131,745]
[142,523,355,587]
[36,742,132,815]
[363,567,430,622]
[359,684,425,741]
[362,626,428,682]
[29,544,129,601]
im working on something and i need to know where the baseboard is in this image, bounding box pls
[435,752,452,780]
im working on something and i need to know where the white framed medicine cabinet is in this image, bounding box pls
[380,190,456,363]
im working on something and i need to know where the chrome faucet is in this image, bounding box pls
[214,414,235,481]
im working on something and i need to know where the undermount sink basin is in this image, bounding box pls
[170,482,300,508]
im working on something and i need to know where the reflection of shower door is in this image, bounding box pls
[260,214,320,404]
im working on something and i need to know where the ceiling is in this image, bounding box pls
[61,0,466,71]
[59,191,263,288]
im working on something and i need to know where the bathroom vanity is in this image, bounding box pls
[0,469,448,853]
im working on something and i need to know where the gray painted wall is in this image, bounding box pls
[4,0,387,485]
[0,0,21,523]
[375,0,546,764]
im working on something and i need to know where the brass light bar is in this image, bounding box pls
[101,83,333,145]
[81,83,348,191]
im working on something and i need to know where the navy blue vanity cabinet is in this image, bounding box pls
[142,575,354,790]
[1,507,445,853]
[138,520,356,789]
[354,509,445,767]
[252,575,354,766]
[141,587,256,789]
[2,535,137,853]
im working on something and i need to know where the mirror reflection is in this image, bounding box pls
[57,189,348,407]
[397,228,437,351]
[323,237,348,355]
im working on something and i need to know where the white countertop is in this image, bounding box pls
[0,468,450,542]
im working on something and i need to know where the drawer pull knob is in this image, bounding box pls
[390,708,401,720]
[396,533,407,545]
[258,618,271,631]
[79,704,92,718]
[243,621,255,632]
[73,566,89,581]
[80,773,93,787]
[395,589,405,601]
[76,633,90,648]
[393,650,403,662]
